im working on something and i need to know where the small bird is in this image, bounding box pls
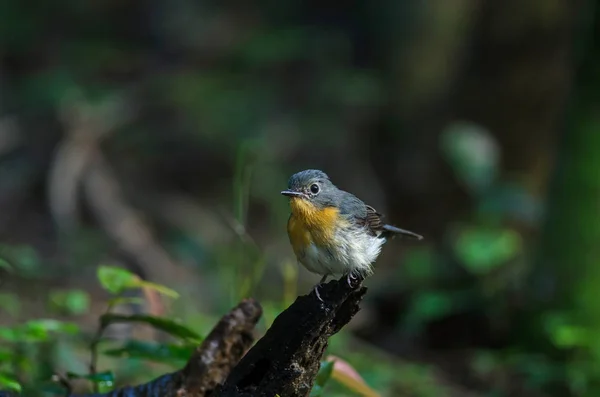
[281,169,423,301]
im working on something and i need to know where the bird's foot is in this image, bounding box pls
[313,284,324,303]
[312,275,329,303]
[346,272,362,288]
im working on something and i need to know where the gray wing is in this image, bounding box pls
[339,192,423,240]
[338,193,385,237]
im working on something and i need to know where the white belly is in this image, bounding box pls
[298,229,385,277]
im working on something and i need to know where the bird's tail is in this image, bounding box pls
[382,224,423,240]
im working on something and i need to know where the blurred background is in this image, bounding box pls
[0,0,599,396]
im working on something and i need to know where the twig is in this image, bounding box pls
[51,372,73,396]
[88,302,114,392]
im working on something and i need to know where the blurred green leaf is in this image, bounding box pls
[18,69,78,109]
[236,28,308,65]
[107,296,145,307]
[49,289,90,315]
[310,360,335,396]
[408,291,453,322]
[0,245,40,276]
[402,247,436,284]
[66,371,115,392]
[0,347,13,362]
[440,122,499,195]
[0,373,21,392]
[470,351,499,378]
[0,257,12,272]
[0,293,20,317]
[100,314,202,342]
[321,70,382,107]
[0,319,78,343]
[97,265,179,298]
[454,227,522,275]
[66,371,114,382]
[544,314,590,349]
[0,327,16,342]
[102,340,194,365]
[137,280,180,299]
[21,319,79,342]
[478,183,541,223]
[97,265,138,295]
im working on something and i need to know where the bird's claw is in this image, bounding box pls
[313,283,325,302]
[346,272,360,288]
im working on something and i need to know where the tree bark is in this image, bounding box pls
[215,279,366,397]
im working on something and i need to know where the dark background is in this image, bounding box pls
[1,0,599,396]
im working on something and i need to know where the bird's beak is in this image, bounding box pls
[281,190,304,198]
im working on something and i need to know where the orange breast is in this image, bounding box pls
[286,198,340,258]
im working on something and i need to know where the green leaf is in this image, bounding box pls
[0,245,40,277]
[0,257,13,272]
[0,327,16,342]
[409,291,453,322]
[454,227,522,275]
[102,340,195,365]
[97,265,179,298]
[66,371,115,392]
[21,319,80,341]
[107,296,146,307]
[0,346,13,362]
[440,122,499,195]
[100,314,202,342]
[49,289,90,315]
[0,373,21,392]
[97,266,138,295]
[0,293,20,317]
[402,247,436,284]
[311,360,335,396]
[137,280,179,299]
[66,371,114,382]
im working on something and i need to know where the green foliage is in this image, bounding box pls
[102,340,195,366]
[67,371,115,393]
[441,121,499,196]
[0,262,201,395]
[100,314,202,343]
[454,226,522,275]
[49,289,90,315]
[0,257,12,272]
[407,290,453,325]
[0,293,20,318]
[97,265,179,298]
[0,374,21,393]
[0,320,79,343]
[0,318,80,394]
[0,244,41,277]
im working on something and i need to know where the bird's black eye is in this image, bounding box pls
[310,183,319,194]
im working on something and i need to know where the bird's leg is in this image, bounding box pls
[312,275,328,302]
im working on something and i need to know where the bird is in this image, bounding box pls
[281,169,423,301]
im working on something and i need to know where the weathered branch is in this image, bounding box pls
[1,277,365,397]
[215,277,367,397]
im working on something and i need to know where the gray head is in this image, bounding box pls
[281,169,340,209]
